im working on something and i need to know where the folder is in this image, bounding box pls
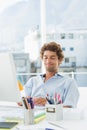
[0,122,18,129]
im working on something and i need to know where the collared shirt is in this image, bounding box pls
[24,73,79,107]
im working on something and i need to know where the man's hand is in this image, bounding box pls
[17,102,23,106]
[34,97,46,106]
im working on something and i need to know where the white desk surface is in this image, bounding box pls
[0,102,87,130]
[12,106,87,130]
[12,119,87,130]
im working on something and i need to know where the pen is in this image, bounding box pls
[54,92,57,104]
[46,94,54,104]
[30,97,34,109]
[57,94,62,104]
[23,97,31,109]
[22,97,28,109]
[46,97,53,104]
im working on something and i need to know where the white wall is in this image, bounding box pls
[77,87,87,108]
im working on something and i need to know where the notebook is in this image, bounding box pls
[0,122,18,129]
[49,120,87,130]
[49,121,68,130]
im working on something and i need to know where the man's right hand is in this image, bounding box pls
[34,97,47,106]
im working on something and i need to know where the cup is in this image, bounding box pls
[45,104,63,121]
[24,109,34,125]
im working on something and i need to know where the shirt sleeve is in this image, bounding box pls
[24,78,33,97]
[63,79,80,108]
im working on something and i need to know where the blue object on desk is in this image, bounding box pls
[45,128,54,130]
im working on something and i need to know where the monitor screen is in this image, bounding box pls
[0,53,21,102]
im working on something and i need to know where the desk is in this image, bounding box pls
[12,119,87,130]
[0,102,87,130]
[13,107,87,130]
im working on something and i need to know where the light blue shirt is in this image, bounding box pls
[24,73,79,107]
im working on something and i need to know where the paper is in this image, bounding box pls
[49,120,87,130]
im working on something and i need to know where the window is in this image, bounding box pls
[70,47,74,51]
[68,33,73,39]
[62,47,65,51]
[60,33,65,39]
[65,58,69,63]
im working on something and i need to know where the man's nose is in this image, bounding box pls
[46,58,51,62]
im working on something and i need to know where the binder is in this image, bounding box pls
[0,122,18,129]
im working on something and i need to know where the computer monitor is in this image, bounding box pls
[0,53,21,102]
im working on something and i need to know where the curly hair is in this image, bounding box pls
[40,41,64,62]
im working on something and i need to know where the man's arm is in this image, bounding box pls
[34,97,47,106]
[34,97,74,108]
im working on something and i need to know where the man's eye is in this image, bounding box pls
[51,57,56,60]
[43,57,56,60]
[43,57,47,59]
[51,57,55,59]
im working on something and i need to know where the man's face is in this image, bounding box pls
[43,50,60,72]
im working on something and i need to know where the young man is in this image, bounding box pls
[24,42,79,108]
